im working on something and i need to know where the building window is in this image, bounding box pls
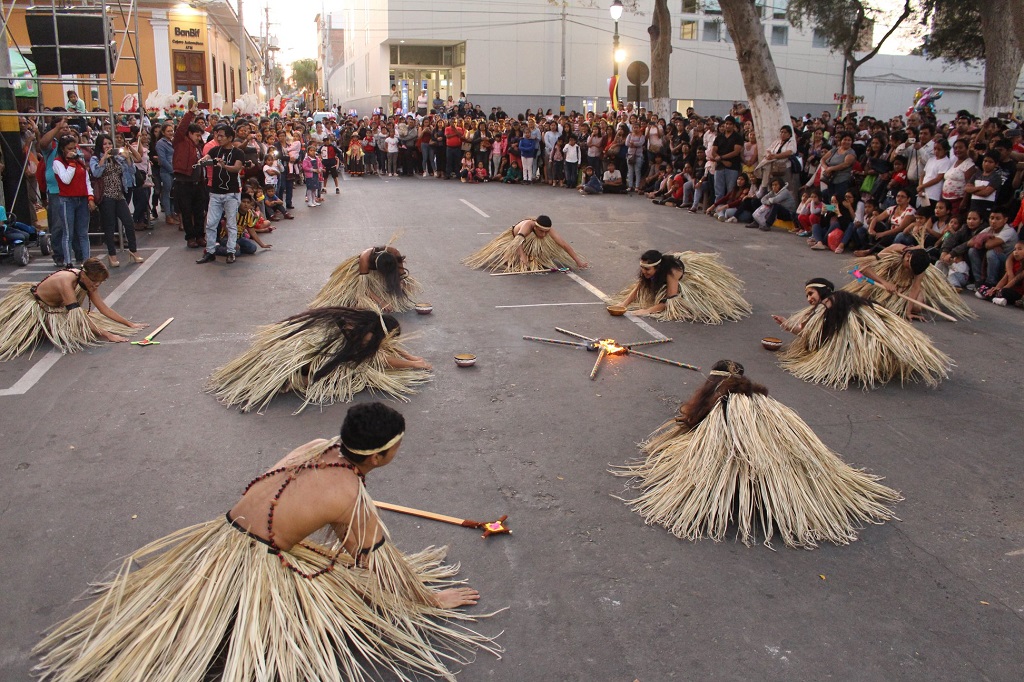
[702,0,722,15]
[230,66,235,102]
[771,25,788,46]
[680,0,698,13]
[771,0,788,20]
[812,29,829,48]
[212,55,218,93]
[703,20,721,42]
[680,19,698,40]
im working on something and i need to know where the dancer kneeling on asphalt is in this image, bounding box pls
[0,258,146,361]
[34,402,501,681]
[463,215,589,273]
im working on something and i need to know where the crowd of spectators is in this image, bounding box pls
[8,90,1023,302]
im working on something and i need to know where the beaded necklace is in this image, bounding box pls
[241,444,366,579]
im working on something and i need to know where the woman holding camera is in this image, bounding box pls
[89,134,144,268]
[52,135,94,265]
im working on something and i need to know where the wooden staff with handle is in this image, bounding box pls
[375,501,511,538]
[850,270,957,322]
[131,317,174,346]
[626,349,700,371]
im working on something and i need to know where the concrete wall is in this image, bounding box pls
[334,0,1024,121]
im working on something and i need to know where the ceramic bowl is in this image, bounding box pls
[415,303,433,315]
[607,305,627,317]
[761,337,783,351]
[454,353,477,367]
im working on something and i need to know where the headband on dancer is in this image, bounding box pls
[641,259,662,268]
[342,431,405,456]
[708,370,736,377]
[804,277,835,298]
[379,313,389,335]
[536,215,552,229]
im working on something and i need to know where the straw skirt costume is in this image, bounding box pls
[310,254,422,312]
[463,227,584,273]
[0,280,137,361]
[843,251,975,320]
[207,316,431,413]
[615,393,901,549]
[614,251,752,324]
[33,441,500,682]
[778,298,952,390]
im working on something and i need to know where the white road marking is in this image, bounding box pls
[460,199,490,218]
[0,247,167,397]
[1006,548,1024,557]
[496,302,606,309]
[565,271,668,340]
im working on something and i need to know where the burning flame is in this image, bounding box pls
[598,339,626,354]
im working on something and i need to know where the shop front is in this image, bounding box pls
[388,42,465,113]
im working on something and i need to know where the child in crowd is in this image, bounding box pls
[795,189,823,238]
[262,151,282,193]
[474,162,489,183]
[602,160,625,194]
[563,136,580,188]
[302,143,322,207]
[361,133,378,176]
[215,195,271,256]
[579,166,603,195]
[502,159,522,184]
[263,185,293,220]
[551,141,565,188]
[459,151,475,183]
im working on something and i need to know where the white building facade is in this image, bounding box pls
[330,0,1023,120]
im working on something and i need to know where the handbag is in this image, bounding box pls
[859,174,877,194]
[135,167,147,186]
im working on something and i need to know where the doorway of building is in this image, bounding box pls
[391,69,452,113]
[173,50,206,100]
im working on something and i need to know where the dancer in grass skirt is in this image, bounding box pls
[614,360,901,549]
[34,403,501,682]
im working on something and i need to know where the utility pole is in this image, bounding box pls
[559,2,566,115]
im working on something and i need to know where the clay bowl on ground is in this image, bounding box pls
[761,337,783,351]
[454,353,477,367]
[607,305,627,316]
[415,303,433,314]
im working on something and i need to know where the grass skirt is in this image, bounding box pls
[843,252,975,320]
[33,516,501,681]
[310,255,423,312]
[462,229,584,273]
[0,284,99,360]
[778,303,952,389]
[207,319,432,413]
[613,393,901,549]
[613,252,752,324]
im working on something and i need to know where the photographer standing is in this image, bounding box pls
[89,134,144,267]
[51,135,94,265]
[196,125,245,264]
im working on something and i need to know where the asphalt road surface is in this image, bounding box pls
[2,175,1022,681]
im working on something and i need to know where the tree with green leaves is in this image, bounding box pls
[289,58,319,94]
[788,0,914,117]
[920,0,1024,118]
[719,0,790,166]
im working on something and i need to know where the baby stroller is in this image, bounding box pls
[0,206,51,266]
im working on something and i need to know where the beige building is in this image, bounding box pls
[5,0,262,112]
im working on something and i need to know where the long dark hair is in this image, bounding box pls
[676,360,768,431]
[280,307,400,381]
[637,249,684,295]
[819,290,872,345]
[93,134,112,158]
[373,249,406,298]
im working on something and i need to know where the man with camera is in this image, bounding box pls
[196,124,245,264]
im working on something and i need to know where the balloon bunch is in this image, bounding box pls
[907,87,944,116]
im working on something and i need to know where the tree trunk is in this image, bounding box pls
[844,57,858,118]
[649,0,672,120]
[978,0,1024,118]
[719,0,790,157]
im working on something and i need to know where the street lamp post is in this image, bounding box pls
[610,0,623,110]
